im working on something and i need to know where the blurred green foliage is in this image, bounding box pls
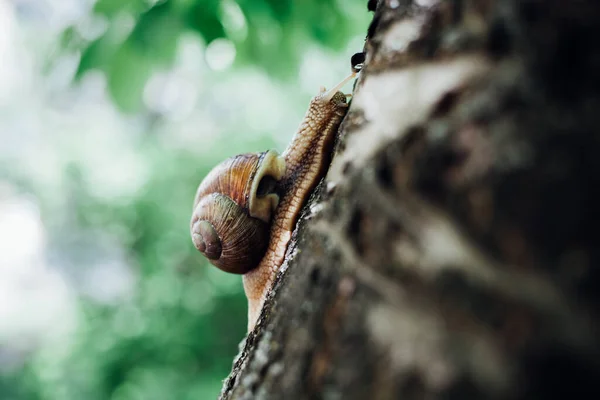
[1,139,254,399]
[63,0,367,111]
[1,0,369,399]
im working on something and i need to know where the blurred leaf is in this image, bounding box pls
[65,0,369,112]
[106,42,153,111]
[264,0,293,20]
[130,2,182,63]
[94,0,151,18]
[185,0,226,43]
[79,2,183,111]
[76,27,121,77]
[303,1,348,46]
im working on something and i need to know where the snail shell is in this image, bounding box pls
[190,150,286,274]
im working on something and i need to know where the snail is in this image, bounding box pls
[191,72,356,331]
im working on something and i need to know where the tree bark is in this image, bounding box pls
[219,1,600,398]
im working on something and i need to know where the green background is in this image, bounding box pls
[0,0,368,399]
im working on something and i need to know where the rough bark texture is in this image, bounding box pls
[219,0,600,399]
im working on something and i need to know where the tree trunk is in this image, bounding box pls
[219,1,600,398]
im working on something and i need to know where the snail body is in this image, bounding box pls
[191,74,355,331]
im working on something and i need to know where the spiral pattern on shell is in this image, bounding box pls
[190,150,286,274]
